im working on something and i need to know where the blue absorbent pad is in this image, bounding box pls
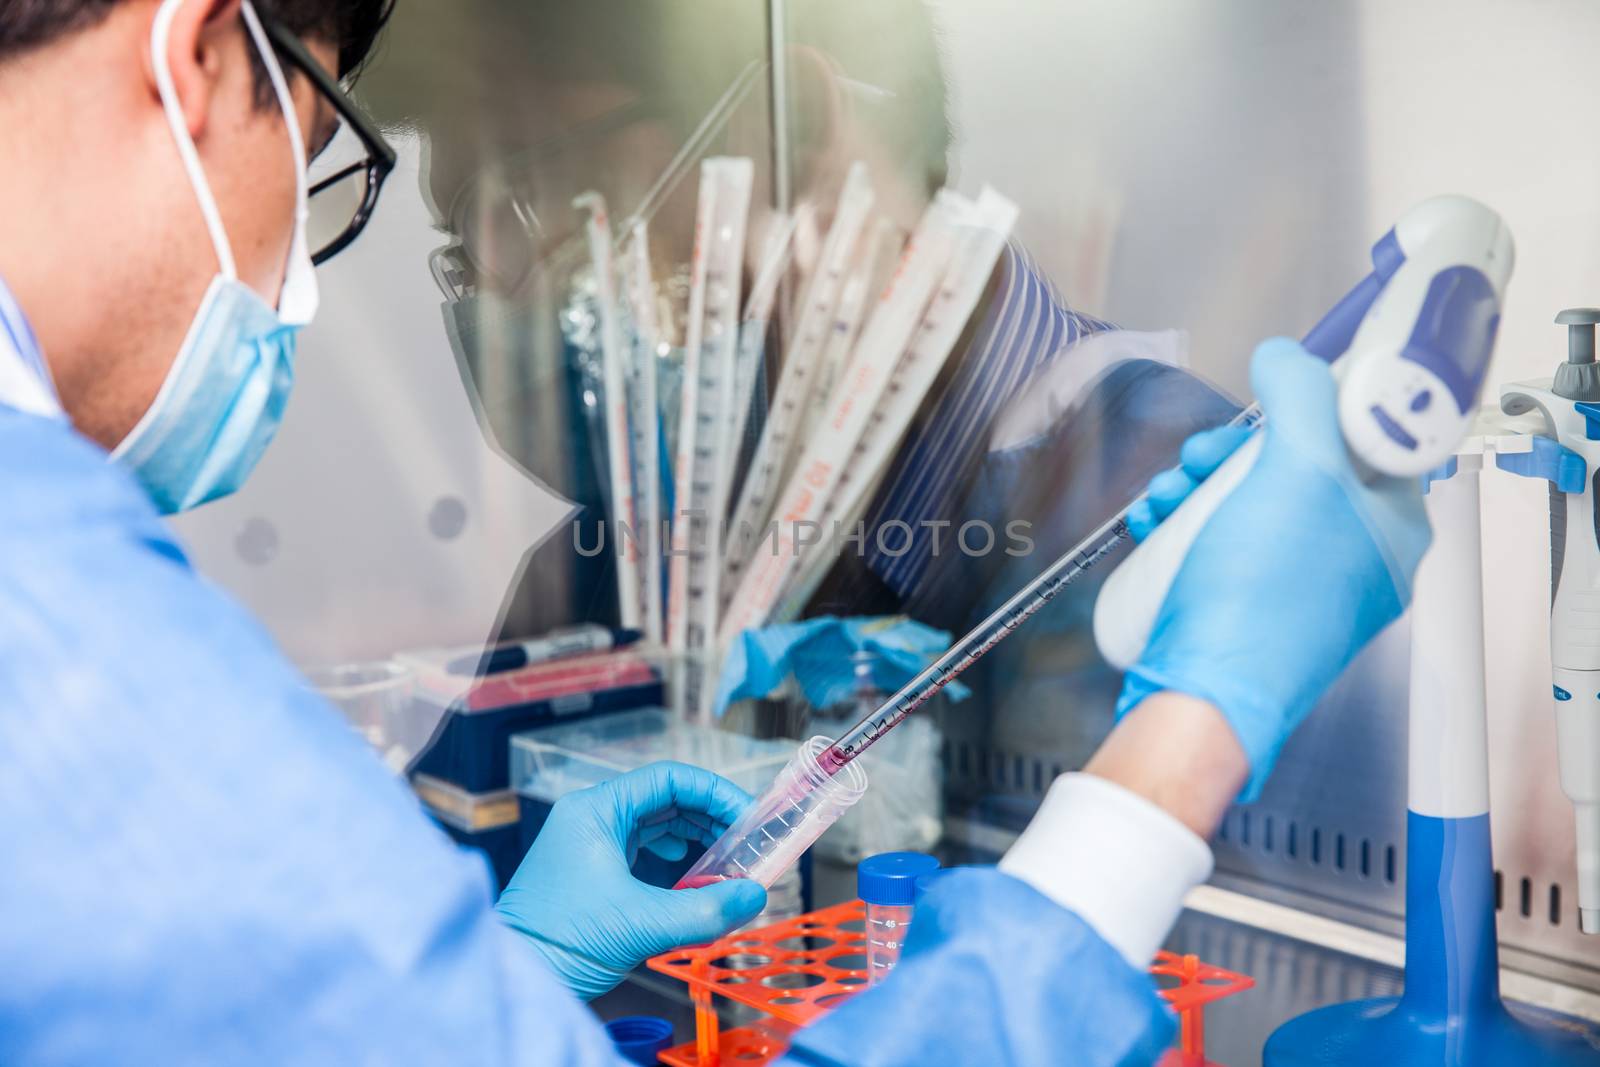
[714,616,970,717]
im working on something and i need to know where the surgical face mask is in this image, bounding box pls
[111,0,319,514]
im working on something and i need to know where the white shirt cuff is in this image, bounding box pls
[998,772,1213,967]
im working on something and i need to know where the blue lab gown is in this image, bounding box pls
[0,404,1176,1065]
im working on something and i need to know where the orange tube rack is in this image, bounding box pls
[647,898,1253,1066]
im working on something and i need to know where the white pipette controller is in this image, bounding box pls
[1095,195,1514,679]
[1500,309,1600,935]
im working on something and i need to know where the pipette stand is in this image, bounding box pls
[648,898,1253,1066]
[1265,435,1600,1065]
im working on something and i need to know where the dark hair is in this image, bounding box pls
[0,0,393,81]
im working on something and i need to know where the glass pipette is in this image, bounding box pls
[816,400,1266,776]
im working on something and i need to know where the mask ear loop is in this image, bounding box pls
[150,0,238,281]
[240,0,318,326]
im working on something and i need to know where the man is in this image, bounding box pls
[0,2,1429,1065]
[0,3,764,1062]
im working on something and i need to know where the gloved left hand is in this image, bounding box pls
[496,762,768,1000]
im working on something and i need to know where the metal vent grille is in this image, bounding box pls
[932,627,1600,991]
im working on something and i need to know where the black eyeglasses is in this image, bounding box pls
[257,13,396,265]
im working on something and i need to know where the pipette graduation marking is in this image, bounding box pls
[798,217,903,448]
[719,192,964,647]
[664,165,717,707]
[773,189,1017,618]
[818,400,1267,775]
[723,163,876,588]
[623,221,665,645]
[665,158,754,718]
[575,192,643,631]
[731,229,876,621]
[830,191,1017,522]
[725,209,802,493]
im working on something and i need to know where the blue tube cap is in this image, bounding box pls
[606,1016,674,1065]
[857,851,941,906]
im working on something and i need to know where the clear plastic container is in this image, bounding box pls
[675,736,869,889]
[305,659,416,771]
[856,852,941,985]
[510,708,793,802]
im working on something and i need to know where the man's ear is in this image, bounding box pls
[142,0,245,140]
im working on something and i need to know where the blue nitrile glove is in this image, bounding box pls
[1124,424,1253,541]
[1117,338,1431,799]
[495,762,768,999]
[714,615,969,717]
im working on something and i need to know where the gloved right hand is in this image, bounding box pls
[1114,337,1432,799]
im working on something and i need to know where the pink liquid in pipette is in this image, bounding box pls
[817,743,849,775]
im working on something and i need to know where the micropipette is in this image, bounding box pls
[1500,310,1600,933]
[820,194,1513,776]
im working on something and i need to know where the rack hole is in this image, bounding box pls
[1264,816,1275,853]
[837,919,865,933]
[1519,877,1533,919]
[1311,828,1322,865]
[770,996,806,1006]
[1335,834,1346,871]
[827,953,869,971]
[1286,821,1298,859]
[1494,870,1504,912]
[836,975,867,987]
[1550,884,1562,926]
[762,972,825,990]
[1151,972,1183,990]
[773,936,833,952]
[1033,761,1044,794]
[1385,845,1397,885]
[711,955,770,971]
[1360,839,1371,879]
[1240,813,1251,847]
